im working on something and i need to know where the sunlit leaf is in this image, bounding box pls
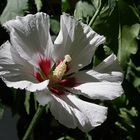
[118,24,140,68]
[74,1,95,22]
[35,0,42,11]
[0,0,28,24]
[91,0,101,9]
[103,45,112,56]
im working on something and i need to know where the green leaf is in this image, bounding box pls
[61,0,70,12]
[86,133,92,140]
[92,0,116,27]
[91,0,118,54]
[117,107,137,129]
[50,18,60,35]
[130,5,140,21]
[35,0,42,11]
[126,60,140,91]
[24,91,31,115]
[117,0,140,68]
[0,0,28,24]
[0,100,4,120]
[74,1,95,22]
[92,0,139,62]
[91,0,101,10]
[118,24,140,68]
[103,45,112,56]
[118,0,139,26]
[115,107,138,139]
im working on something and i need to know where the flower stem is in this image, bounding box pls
[88,1,103,26]
[22,105,45,140]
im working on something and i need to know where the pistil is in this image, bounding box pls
[52,54,72,80]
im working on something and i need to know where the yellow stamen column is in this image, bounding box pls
[53,54,72,80]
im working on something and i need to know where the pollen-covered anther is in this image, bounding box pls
[53,54,72,80]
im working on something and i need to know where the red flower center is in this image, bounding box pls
[34,55,77,96]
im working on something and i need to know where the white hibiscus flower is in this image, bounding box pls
[0,12,123,132]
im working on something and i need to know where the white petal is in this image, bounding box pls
[0,41,14,76]
[3,79,49,92]
[94,53,123,73]
[50,94,77,129]
[35,89,53,106]
[74,82,123,100]
[67,95,107,132]
[74,70,123,84]
[4,12,53,64]
[72,53,123,100]
[0,41,37,83]
[53,13,105,73]
[86,70,123,82]
[49,94,107,132]
[0,41,14,65]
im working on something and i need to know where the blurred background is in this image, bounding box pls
[0,0,140,140]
